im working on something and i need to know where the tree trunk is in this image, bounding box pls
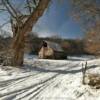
[11,0,51,66]
[12,47,24,66]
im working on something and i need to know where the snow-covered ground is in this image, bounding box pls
[0,55,100,100]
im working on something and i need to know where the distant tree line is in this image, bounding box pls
[0,33,99,56]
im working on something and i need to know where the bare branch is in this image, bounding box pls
[82,3,100,15]
[26,0,32,14]
[25,0,39,14]
[0,9,7,13]
[13,0,51,49]
[2,0,16,18]
[33,0,37,5]
[0,20,10,29]
[6,0,18,17]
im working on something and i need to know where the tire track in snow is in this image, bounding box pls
[15,74,60,100]
[15,62,79,100]
[0,73,59,100]
[0,60,83,100]
[0,73,40,91]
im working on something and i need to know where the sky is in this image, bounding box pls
[32,0,84,39]
[0,0,85,39]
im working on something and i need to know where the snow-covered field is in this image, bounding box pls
[0,55,100,100]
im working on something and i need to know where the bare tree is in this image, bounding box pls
[0,0,51,66]
[71,0,100,55]
[84,22,100,55]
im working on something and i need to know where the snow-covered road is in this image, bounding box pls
[0,56,100,100]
